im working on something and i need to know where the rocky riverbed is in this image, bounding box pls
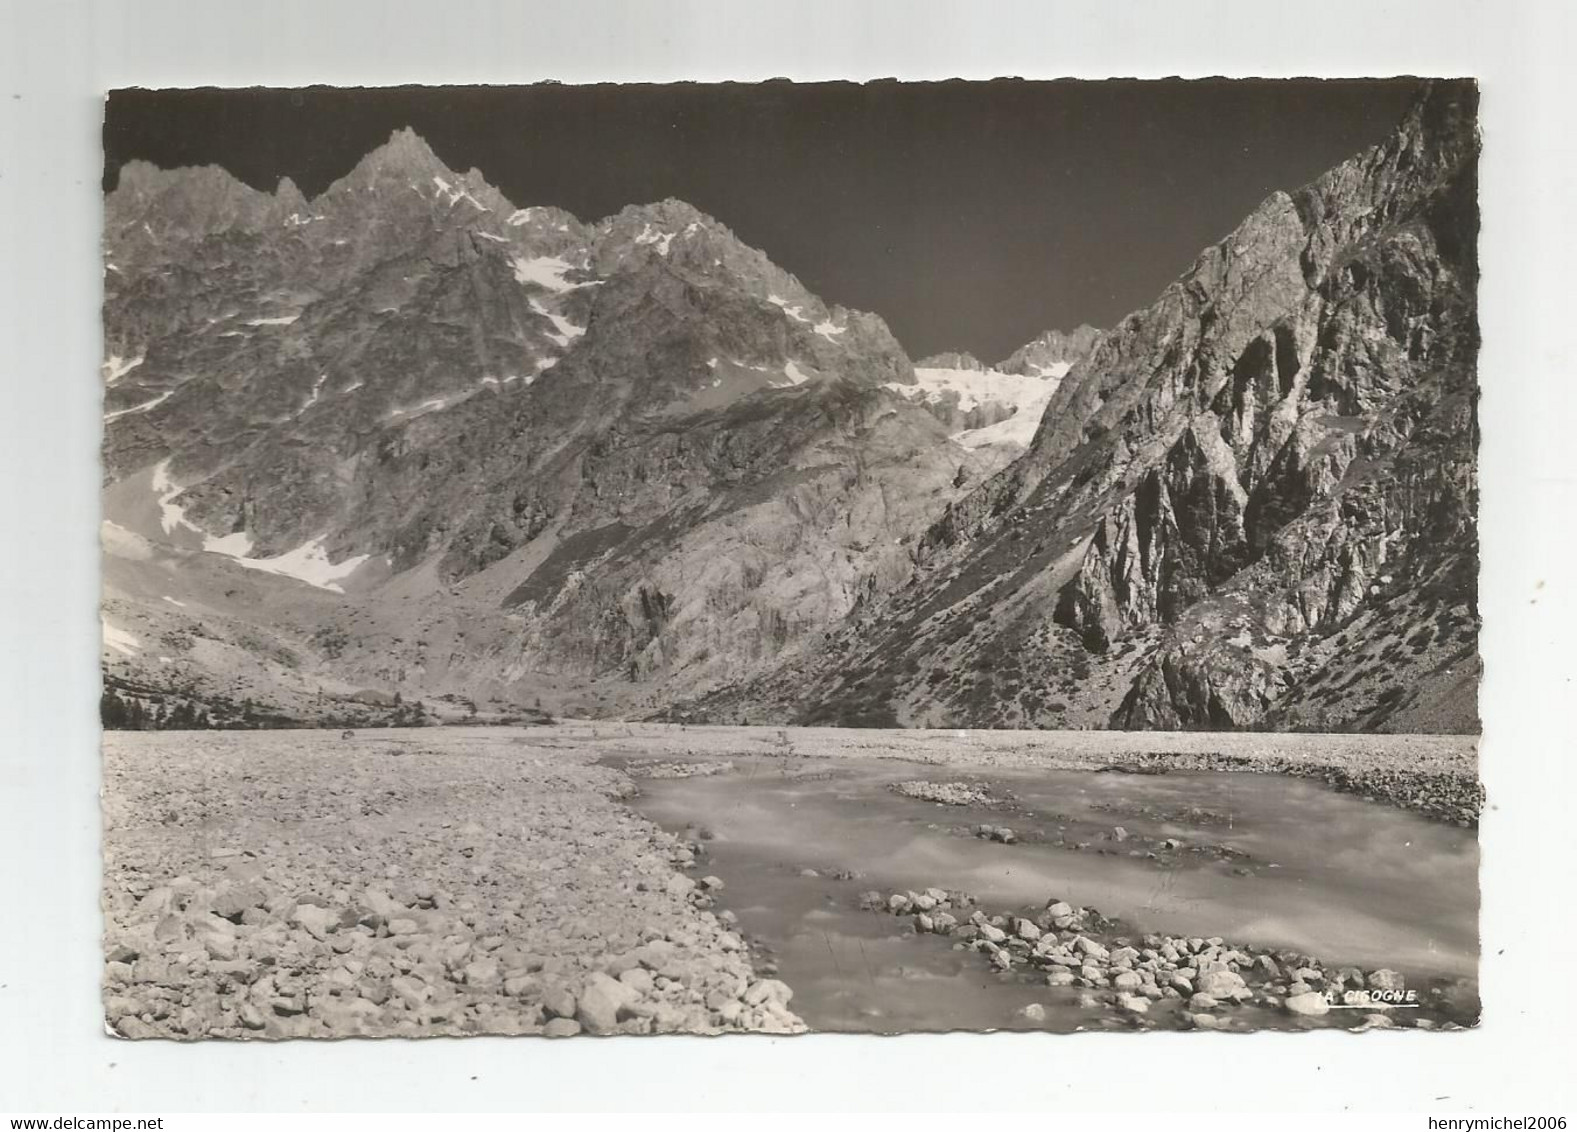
[861,886,1477,1031]
[103,723,1479,1039]
[102,729,801,1039]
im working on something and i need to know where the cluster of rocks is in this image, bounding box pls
[102,731,802,1039]
[1090,751,1481,828]
[625,759,736,780]
[863,886,1459,1031]
[891,780,999,806]
[970,824,1018,844]
[1286,764,1483,829]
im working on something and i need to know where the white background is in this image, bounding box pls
[2,0,1573,1114]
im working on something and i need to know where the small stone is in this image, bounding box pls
[1367,969,1406,993]
[1020,1003,1047,1023]
[542,1018,581,1037]
[1196,970,1248,1000]
[743,979,794,1007]
[1116,994,1149,1015]
[1285,992,1331,1016]
[390,975,430,1010]
[542,987,577,1019]
[577,972,636,1035]
[503,975,539,998]
[619,968,654,996]
[1073,936,1109,961]
[463,958,501,990]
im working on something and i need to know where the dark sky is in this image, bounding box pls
[104,80,1423,361]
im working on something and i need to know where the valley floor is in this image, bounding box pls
[101,723,1479,1039]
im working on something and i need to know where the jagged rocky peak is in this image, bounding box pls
[997,323,1102,377]
[337,126,450,188]
[107,159,300,240]
[579,196,915,394]
[916,351,987,371]
[315,126,514,219]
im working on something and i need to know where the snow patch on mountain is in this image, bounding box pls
[104,390,173,421]
[151,459,200,536]
[432,176,485,211]
[634,223,675,255]
[776,361,812,387]
[768,294,812,323]
[204,531,255,557]
[952,386,1057,451]
[814,319,845,341]
[224,537,372,593]
[245,314,300,327]
[889,366,1052,416]
[300,373,328,413]
[1025,360,1074,379]
[529,297,586,348]
[386,389,480,422]
[103,620,141,656]
[511,255,579,292]
[103,352,144,384]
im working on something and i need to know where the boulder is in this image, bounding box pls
[1285,992,1331,1016]
[1196,969,1248,1000]
[743,979,794,1007]
[1367,969,1406,993]
[541,987,577,1020]
[577,972,637,1034]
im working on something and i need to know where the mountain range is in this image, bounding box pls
[101,82,1479,733]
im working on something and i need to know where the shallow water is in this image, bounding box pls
[621,754,1479,1033]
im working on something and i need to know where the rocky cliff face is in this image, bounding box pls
[683,83,1479,733]
[101,131,978,717]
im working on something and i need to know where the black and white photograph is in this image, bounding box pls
[93,76,1485,1041]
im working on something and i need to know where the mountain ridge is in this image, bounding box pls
[101,90,1479,734]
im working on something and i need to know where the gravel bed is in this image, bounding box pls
[102,730,801,1039]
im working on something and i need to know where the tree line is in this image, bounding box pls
[100,688,217,730]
